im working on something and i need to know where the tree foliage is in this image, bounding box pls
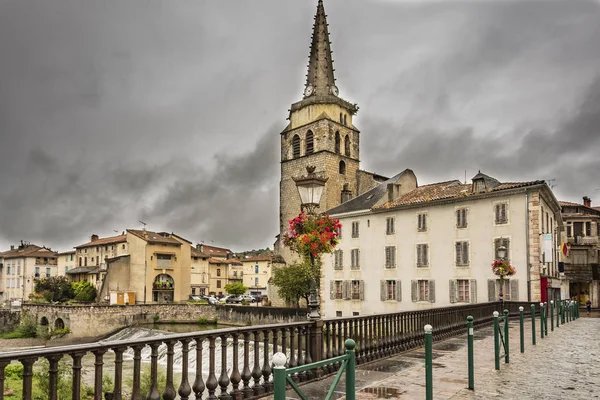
[271,261,319,307]
[34,276,74,302]
[72,281,97,302]
[224,282,247,296]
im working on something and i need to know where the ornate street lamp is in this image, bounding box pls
[497,244,507,303]
[293,166,328,320]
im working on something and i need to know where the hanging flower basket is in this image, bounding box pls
[491,259,516,277]
[282,212,341,257]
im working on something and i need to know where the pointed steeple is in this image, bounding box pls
[304,0,337,98]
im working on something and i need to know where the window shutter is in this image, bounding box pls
[470,279,477,303]
[411,280,418,302]
[494,204,500,223]
[392,247,396,267]
[429,280,435,303]
[488,279,496,302]
[343,281,349,300]
[340,250,343,268]
[359,280,365,300]
[380,280,387,301]
[395,280,402,302]
[505,239,510,259]
[463,209,468,227]
[424,244,429,266]
[418,214,422,230]
[423,215,427,231]
[449,280,456,303]
[462,242,469,265]
[455,242,462,265]
[456,210,461,227]
[330,281,335,300]
[510,279,519,301]
[501,204,507,222]
[417,245,422,266]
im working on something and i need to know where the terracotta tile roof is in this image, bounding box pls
[209,257,243,265]
[58,250,76,255]
[66,266,97,275]
[241,254,273,262]
[127,230,182,246]
[559,201,582,207]
[191,246,209,258]
[1,244,58,259]
[559,201,600,216]
[75,234,127,249]
[376,180,544,210]
[200,245,232,256]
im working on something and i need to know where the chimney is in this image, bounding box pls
[341,183,353,203]
[10,245,14,250]
[387,183,400,202]
[583,196,591,208]
[91,234,99,242]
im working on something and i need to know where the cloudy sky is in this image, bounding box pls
[1,0,599,253]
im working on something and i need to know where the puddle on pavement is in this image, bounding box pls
[403,351,444,360]
[359,387,405,398]
[432,342,464,352]
[363,359,416,373]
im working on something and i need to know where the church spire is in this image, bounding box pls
[304,0,338,98]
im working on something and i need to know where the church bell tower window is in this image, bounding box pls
[339,160,346,175]
[344,135,351,157]
[292,135,301,158]
[306,131,314,155]
[335,131,341,154]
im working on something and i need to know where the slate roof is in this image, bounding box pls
[326,170,409,215]
[65,266,97,275]
[75,234,126,249]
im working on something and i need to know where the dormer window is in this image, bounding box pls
[473,179,485,193]
[471,171,500,193]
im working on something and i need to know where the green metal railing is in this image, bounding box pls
[273,339,356,400]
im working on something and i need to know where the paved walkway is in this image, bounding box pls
[269,312,599,399]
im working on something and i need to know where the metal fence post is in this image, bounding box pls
[493,311,500,370]
[561,300,565,324]
[576,301,579,319]
[273,352,287,400]
[519,306,524,353]
[540,302,545,339]
[556,300,560,328]
[503,309,509,364]
[467,316,474,390]
[550,300,554,331]
[544,302,548,335]
[425,324,433,400]
[345,339,356,400]
[531,304,536,345]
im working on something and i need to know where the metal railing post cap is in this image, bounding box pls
[345,339,356,350]
[493,311,499,317]
[424,324,433,333]
[272,352,287,369]
[467,316,473,322]
[540,302,544,307]
[519,306,524,312]
[550,300,554,304]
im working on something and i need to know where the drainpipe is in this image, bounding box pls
[526,192,531,302]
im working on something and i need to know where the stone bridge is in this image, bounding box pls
[21,303,308,338]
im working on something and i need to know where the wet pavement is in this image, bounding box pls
[266,311,599,399]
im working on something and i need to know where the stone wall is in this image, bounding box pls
[21,304,308,339]
[0,310,20,333]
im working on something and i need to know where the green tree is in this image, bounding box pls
[72,281,97,302]
[34,276,74,303]
[271,261,318,307]
[224,282,247,296]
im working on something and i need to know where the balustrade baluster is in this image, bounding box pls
[383,316,390,356]
[131,346,143,400]
[193,337,206,399]
[330,322,338,369]
[112,347,125,400]
[359,318,365,363]
[178,339,193,400]
[262,329,273,392]
[399,313,406,351]
[241,332,253,399]
[281,327,288,366]
[218,334,232,400]
[304,325,313,380]
[392,315,398,353]
[297,326,306,381]
[288,327,298,381]
[338,321,344,366]
[148,343,161,400]
[206,336,219,400]
[163,341,177,400]
[324,322,332,371]
[251,331,264,395]
[377,316,384,359]
[230,333,242,400]
[20,358,35,400]
[366,318,372,361]
[0,361,8,400]
[70,353,84,400]
[47,355,61,400]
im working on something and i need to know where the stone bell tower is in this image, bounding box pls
[279,0,361,244]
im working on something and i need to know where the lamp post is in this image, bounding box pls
[293,166,328,320]
[497,244,507,303]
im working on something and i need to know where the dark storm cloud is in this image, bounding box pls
[0,0,599,251]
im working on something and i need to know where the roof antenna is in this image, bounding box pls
[464,170,467,184]
[139,220,147,231]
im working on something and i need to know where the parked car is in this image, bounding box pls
[238,295,255,303]
[226,295,242,304]
[189,295,203,302]
[206,296,218,305]
[219,295,231,304]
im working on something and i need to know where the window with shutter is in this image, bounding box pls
[384,280,396,301]
[411,280,418,302]
[351,222,359,238]
[380,280,387,301]
[418,213,427,231]
[334,250,343,270]
[470,280,477,303]
[417,244,429,267]
[385,246,396,268]
[456,241,469,266]
[487,279,496,302]
[417,280,430,301]
[350,280,362,300]
[449,280,457,303]
[330,281,335,300]
[495,203,508,224]
[429,280,435,303]
[457,279,470,302]
[351,249,360,269]
[386,217,395,235]
[456,208,468,228]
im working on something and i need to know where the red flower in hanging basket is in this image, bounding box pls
[282,212,341,257]
[491,259,516,277]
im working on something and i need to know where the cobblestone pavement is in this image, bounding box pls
[267,312,599,399]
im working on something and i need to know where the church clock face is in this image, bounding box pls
[330,85,339,96]
[304,85,314,97]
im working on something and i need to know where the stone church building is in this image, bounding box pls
[276,0,387,260]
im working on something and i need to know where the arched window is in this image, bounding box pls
[340,113,343,123]
[335,131,341,153]
[292,135,301,158]
[305,131,314,155]
[339,160,346,175]
[344,135,351,157]
[344,114,347,125]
